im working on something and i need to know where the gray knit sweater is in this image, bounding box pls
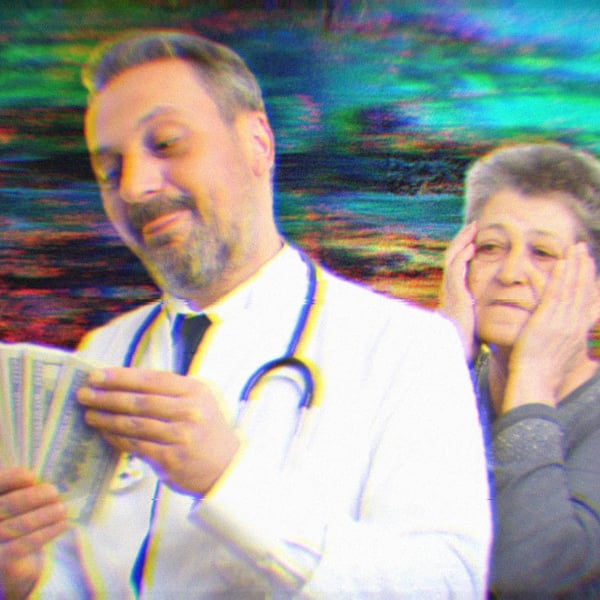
[476,353,600,598]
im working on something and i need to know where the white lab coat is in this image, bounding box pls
[36,245,491,598]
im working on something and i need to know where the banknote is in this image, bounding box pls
[1,343,24,465]
[35,354,119,522]
[22,344,70,467]
[0,342,119,521]
[0,342,17,466]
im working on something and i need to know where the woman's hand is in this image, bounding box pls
[504,243,600,411]
[439,222,479,362]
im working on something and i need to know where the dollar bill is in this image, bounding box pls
[0,342,119,521]
[0,342,17,466]
[35,354,119,522]
[1,343,25,466]
[22,344,71,468]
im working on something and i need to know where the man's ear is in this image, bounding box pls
[239,111,275,177]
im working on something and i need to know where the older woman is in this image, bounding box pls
[440,142,600,597]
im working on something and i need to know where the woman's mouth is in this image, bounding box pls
[489,299,533,312]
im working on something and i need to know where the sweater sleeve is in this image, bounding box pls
[490,401,600,595]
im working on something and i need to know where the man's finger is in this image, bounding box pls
[0,483,61,522]
[85,367,198,396]
[0,469,36,495]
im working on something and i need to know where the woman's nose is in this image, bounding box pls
[495,247,529,285]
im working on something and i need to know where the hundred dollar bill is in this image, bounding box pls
[35,354,119,522]
[0,342,18,466]
[22,343,71,468]
[0,343,25,466]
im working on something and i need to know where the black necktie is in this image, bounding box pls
[172,313,212,374]
[130,312,211,595]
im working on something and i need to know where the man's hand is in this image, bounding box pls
[439,222,479,362]
[504,243,600,411]
[0,468,68,600]
[77,368,241,496]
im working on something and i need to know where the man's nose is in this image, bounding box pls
[119,152,164,203]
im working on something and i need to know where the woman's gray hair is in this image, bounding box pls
[465,142,600,265]
[82,29,265,122]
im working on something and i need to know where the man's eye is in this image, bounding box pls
[152,137,179,153]
[92,154,121,189]
[97,167,121,189]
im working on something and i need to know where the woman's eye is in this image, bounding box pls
[532,247,559,260]
[475,243,505,258]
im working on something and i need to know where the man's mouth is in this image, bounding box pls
[127,195,196,242]
[142,209,191,238]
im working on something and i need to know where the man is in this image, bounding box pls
[0,30,490,598]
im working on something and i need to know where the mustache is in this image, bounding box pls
[127,195,196,233]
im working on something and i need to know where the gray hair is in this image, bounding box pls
[82,29,265,122]
[465,142,600,265]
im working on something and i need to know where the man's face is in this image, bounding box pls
[84,58,276,301]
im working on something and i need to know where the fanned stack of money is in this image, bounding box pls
[0,342,119,522]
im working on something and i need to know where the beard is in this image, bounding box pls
[126,194,235,295]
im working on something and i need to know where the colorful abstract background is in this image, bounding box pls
[1,0,599,348]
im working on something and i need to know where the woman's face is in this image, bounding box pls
[467,188,584,350]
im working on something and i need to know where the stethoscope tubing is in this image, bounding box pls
[123,251,317,410]
[121,251,317,588]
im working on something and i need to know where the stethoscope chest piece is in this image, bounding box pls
[109,454,145,493]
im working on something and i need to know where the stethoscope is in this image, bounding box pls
[120,251,318,591]
[123,250,317,409]
[113,251,317,497]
